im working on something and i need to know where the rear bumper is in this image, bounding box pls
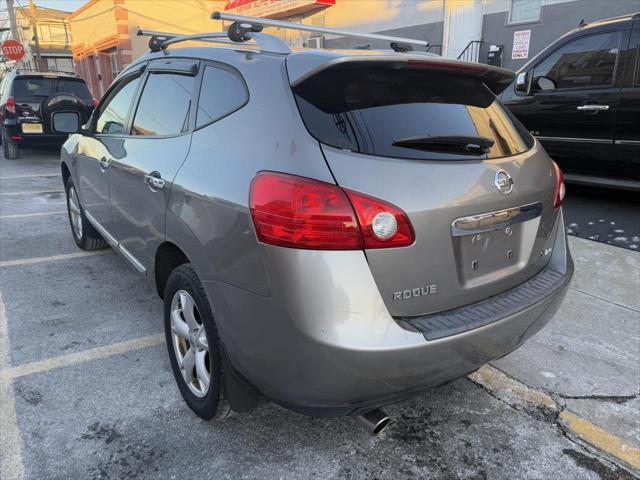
[3,121,66,145]
[205,211,573,416]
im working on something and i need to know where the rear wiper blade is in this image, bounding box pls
[392,135,495,155]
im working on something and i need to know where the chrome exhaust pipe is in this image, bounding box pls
[357,408,391,435]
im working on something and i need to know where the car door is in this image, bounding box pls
[614,21,640,181]
[108,59,198,274]
[76,71,144,235]
[506,30,622,176]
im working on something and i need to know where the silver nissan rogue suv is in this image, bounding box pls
[57,15,573,431]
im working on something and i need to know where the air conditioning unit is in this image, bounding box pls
[306,36,324,49]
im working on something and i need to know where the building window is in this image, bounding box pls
[508,0,542,24]
[46,57,74,73]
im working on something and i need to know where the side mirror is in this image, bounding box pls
[51,111,81,134]
[535,76,556,91]
[514,71,531,96]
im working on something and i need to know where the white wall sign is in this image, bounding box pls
[512,29,531,59]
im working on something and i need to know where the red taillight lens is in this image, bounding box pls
[6,96,16,114]
[250,171,362,249]
[552,161,566,209]
[344,189,415,248]
[249,172,415,250]
[92,98,99,108]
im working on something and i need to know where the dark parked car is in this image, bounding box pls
[55,14,573,433]
[502,13,640,190]
[0,69,96,159]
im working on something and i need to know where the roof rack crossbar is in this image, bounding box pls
[212,12,429,50]
[136,28,288,54]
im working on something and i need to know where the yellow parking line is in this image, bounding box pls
[0,190,64,196]
[0,250,113,268]
[0,292,26,480]
[0,174,59,180]
[559,410,640,471]
[0,211,67,220]
[4,334,164,380]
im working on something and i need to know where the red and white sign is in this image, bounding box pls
[224,0,335,18]
[511,30,531,60]
[1,40,25,61]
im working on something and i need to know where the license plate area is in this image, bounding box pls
[452,202,542,288]
[21,123,43,134]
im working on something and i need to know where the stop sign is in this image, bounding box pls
[1,40,25,61]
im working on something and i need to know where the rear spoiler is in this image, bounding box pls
[288,55,516,96]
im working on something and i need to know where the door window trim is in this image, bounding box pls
[529,29,623,93]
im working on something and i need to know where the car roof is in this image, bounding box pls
[516,12,639,73]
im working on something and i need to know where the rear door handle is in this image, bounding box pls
[98,157,109,170]
[144,172,165,191]
[576,104,609,111]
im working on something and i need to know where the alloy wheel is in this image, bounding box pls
[170,290,211,398]
[67,186,83,240]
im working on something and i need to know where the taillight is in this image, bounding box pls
[344,189,415,248]
[6,96,16,114]
[92,98,99,108]
[552,161,565,209]
[249,172,415,250]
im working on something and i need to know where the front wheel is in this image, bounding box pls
[65,177,108,251]
[164,264,233,420]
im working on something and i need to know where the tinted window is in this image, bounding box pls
[13,78,56,99]
[96,75,141,135]
[132,73,193,136]
[196,66,247,128]
[58,79,92,102]
[294,68,532,161]
[533,32,620,89]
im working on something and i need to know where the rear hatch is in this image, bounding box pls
[288,54,561,317]
[12,76,93,133]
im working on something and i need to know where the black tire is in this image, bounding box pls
[164,264,233,420]
[2,128,20,159]
[64,177,108,251]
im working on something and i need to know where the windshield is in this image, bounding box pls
[293,68,534,161]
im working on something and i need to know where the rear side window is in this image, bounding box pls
[132,73,194,136]
[96,75,141,135]
[532,32,620,89]
[58,79,92,102]
[294,67,533,161]
[196,65,248,128]
[13,78,56,99]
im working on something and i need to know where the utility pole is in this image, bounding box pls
[5,0,24,67]
[6,0,21,40]
[29,0,42,71]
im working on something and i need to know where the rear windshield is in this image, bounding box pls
[13,77,92,102]
[13,78,56,99]
[58,79,92,102]
[293,67,534,161]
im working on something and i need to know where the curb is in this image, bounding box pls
[468,365,640,473]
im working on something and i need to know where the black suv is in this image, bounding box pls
[0,69,96,159]
[502,13,640,190]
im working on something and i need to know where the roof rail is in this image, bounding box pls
[136,28,291,55]
[14,68,79,76]
[212,12,429,52]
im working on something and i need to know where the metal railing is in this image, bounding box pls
[457,40,483,63]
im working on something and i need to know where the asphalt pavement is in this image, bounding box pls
[0,146,638,480]
[563,184,640,251]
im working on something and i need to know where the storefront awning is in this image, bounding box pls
[224,0,336,19]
